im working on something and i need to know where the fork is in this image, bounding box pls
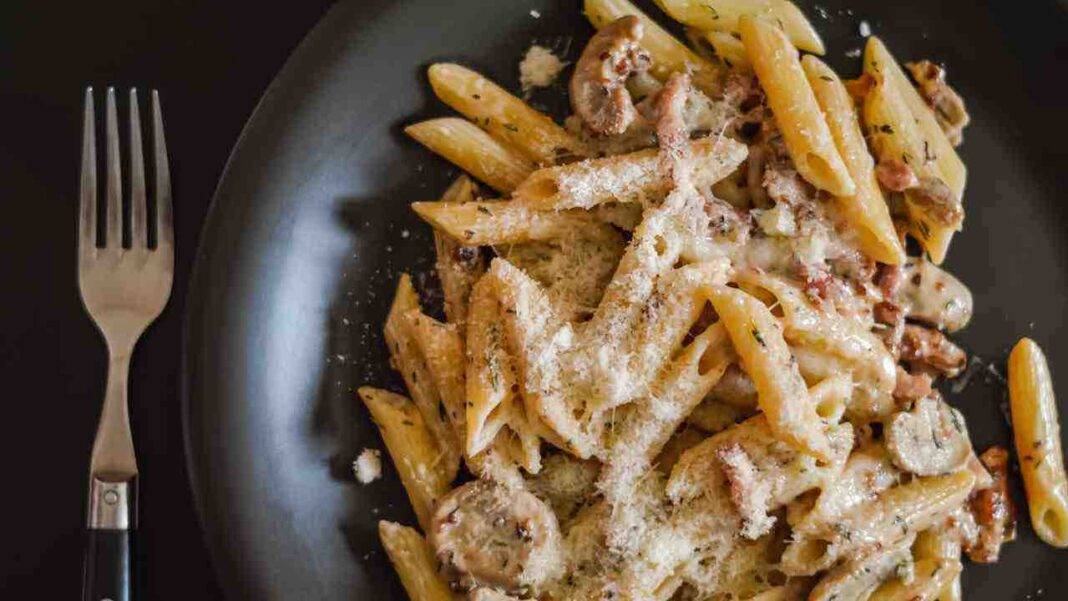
[78,86,173,601]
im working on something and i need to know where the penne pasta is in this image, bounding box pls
[914,526,963,601]
[739,15,855,196]
[802,55,905,265]
[412,199,623,246]
[868,558,961,601]
[655,0,825,54]
[701,30,750,69]
[584,0,723,95]
[405,118,534,193]
[865,37,966,199]
[1008,338,1068,548]
[360,388,453,530]
[427,63,587,165]
[512,136,749,210]
[377,521,456,601]
[808,534,913,601]
[708,285,834,461]
[384,275,462,481]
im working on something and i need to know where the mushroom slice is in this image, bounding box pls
[570,16,651,136]
[895,258,973,332]
[429,479,563,596]
[886,396,972,476]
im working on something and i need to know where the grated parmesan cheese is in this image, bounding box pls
[353,448,382,484]
[519,45,566,93]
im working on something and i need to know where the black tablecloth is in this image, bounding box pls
[0,1,332,597]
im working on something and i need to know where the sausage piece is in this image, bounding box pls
[570,16,651,136]
[429,479,563,595]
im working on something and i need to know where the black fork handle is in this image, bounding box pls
[83,477,135,601]
[82,528,131,601]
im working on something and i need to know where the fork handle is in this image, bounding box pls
[82,528,131,601]
[83,478,134,601]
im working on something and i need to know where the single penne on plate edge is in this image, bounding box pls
[427,62,587,165]
[1008,338,1068,548]
[654,0,825,54]
[405,118,533,194]
[802,54,905,265]
[359,387,453,530]
[377,521,456,601]
[583,0,723,95]
[738,15,854,197]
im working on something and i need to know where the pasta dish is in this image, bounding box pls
[358,1,1068,599]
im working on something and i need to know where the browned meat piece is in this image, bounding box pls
[885,395,972,476]
[967,446,1017,563]
[874,301,905,356]
[874,262,904,299]
[900,324,967,377]
[429,479,562,595]
[908,175,963,229]
[907,60,970,146]
[570,16,651,136]
[892,365,933,402]
[875,158,919,192]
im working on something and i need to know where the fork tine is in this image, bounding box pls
[152,90,173,251]
[79,87,97,254]
[105,87,122,248]
[129,89,147,248]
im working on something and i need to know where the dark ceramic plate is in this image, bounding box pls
[183,0,1068,598]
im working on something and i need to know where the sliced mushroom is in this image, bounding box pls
[886,396,972,476]
[899,324,967,377]
[966,446,1017,563]
[429,479,563,596]
[570,16,651,136]
[895,258,973,332]
[906,60,970,147]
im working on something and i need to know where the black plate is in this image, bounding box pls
[183,0,1068,598]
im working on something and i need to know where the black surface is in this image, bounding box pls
[184,0,1068,599]
[0,1,332,599]
[82,528,131,601]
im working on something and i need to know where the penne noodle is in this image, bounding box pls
[802,55,905,265]
[427,63,587,165]
[1008,338,1068,548]
[377,521,456,601]
[584,0,723,96]
[360,388,453,530]
[512,136,749,211]
[868,558,961,601]
[808,534,913,601]
[384,275,462,481]
[405,118,534,194]
[433,176,486,325]
[708,285,834,461]
[864,37,966,263]
[865,37,966,199]
[412,199,623,246]
[701,30,750,69]
[914,527,963,601]
[739,15,855,196]
[656,0,825,54]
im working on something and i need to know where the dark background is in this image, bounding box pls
[0,1,332,597]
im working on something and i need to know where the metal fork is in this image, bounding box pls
[78,86,173,601]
